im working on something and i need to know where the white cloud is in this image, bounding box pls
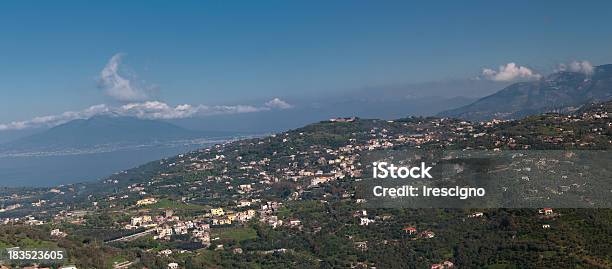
[0,98,292,131]
[0,104,110,131]
[481,63,542,81]
[556,60,594,75]
[119,101,199,119]
[265,98,293,109]
[99,53,152,102]
[117,101,264,119]
[116,98,292,119]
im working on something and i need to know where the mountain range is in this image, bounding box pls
[3,64,611,153]
[0,96,477,154]
[0,115,211,152]
[439,64,612,121]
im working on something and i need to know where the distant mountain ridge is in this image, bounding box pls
[439,64,612,121]
[0,115,206,152]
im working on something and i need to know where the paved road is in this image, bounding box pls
[105,229,156,243]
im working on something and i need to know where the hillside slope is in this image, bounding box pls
[439,64,612,121]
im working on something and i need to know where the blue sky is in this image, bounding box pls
[1,1,612,125]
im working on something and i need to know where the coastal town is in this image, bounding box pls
[0,101,610,268]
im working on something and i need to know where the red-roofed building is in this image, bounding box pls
[402,226,417,235]
[539,208,553,215]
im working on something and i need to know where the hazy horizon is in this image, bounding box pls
[2,1,612,131]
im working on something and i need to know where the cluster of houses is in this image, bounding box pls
[258,201,288,229]
[16,215,45,226]
[402,226,435,239]
[210,207,257,226]
[154,220,211,246]
[50,228,68,238]
[136,197,157,206]
[122,209,211,245]
[121,201,289,246]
